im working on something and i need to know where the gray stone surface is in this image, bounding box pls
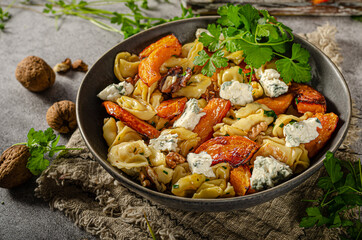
[0,0,361,239]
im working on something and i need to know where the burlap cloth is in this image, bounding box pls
[34,24,359,240]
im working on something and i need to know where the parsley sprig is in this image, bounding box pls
[0,0,16,30]
[300,151,362,239]
[43,0,197,38]
[194,4,312,84]
[15,128,81,175]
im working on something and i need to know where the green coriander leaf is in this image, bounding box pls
[199,24,222,51]
[211,50,229,68]
[300,207,330,228]
[275,58,311,84]
[217,4,240,27]
[291,43,310,64]
[238,41,273,68]
[26,148,50,175]
[272,43,287,54]
[264,110,277,119]
[201,60,216,77]
[193,49,210,66]
[238,4,260,33]
[317,176,333,190]
[324,151,343,184]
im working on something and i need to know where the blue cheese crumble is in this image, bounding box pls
[219,80,253,106]
[149,133,179,152]
[97,81,134,102]
[250,156,292,191]
[187,152,216,178]
[283,118,322,147]
[259,69,288,98]
[173,98,206,131]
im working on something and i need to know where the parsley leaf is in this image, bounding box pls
[300,151,362,239]
[238,40,273,68]
[193,49,228,77]
[17,128,82,175]
[276,43,311,83]
[199,24,222,51]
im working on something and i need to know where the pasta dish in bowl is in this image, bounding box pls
[76,6,351,211]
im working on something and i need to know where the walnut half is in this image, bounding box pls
[166,152,186,169]
[46,100,77,134]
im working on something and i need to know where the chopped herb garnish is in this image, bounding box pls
[205,178,210,181]
[295,98,299,105]
[279,123,284,128]
[264,110,277,120]
[173,184,179,189]
[289,119,298,125]
[222,166,227,169]
[163,170,168,175]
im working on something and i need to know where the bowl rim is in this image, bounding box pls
[76,16,352,205]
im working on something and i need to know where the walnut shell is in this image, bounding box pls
[0,145,33,189]
[15,56,55,92]
[46,100,77,133]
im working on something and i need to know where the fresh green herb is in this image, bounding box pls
[146,157,151,165]
[205,178,210,181]
[264,110,277,119]
[194,4,311,84]
[279,123,284,128]
[222,166,227,169]
[0,0,16,30]
[300,151,362,239]
[14,128,81,175]
[173,184,179,189]
[351,16,362,22]
[193,49,228,77]
[163,170,168,175]
[140,152,144,155]
[144,212,157,240]
[42,0,197,38]
[295,97,299,105]
[225,134,230,136]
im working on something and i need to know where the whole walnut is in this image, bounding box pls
[46,100,77,133]
[0,145,33,189]
[15,56,55,92]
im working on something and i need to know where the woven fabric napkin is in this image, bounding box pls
[35,24,351,240]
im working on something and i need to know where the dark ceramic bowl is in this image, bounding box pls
[76,16,351,212]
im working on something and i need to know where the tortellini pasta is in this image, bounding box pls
[161,128,200,157]
[173,74,211,99]
[252,136,310,173]
[102,118,142,147]
[153,165,174,184]
[117,96,156,120]
[225,50,244,65]
[171,173,206,197]
[160,40,204,74]
[272,112,313,138]
[108,140,152,169]
[251,81,264,99]
[149,90,163,109]
[216,66,244,88]
[132,79,158,103]
[211,163,231,181]
[172,163,191,185]
[114,52,140,81]
[192,179,227,199]
[110,121,143,148]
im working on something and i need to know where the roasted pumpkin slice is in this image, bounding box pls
[304,112,339,158]
[103,101,160,139]
[230,165,252,196]
[193,98,231,145]
[156,97,187,120]
[291,83,327,114]
[195,136,260,167]
[139,34,181,59]
[256,93,294,115]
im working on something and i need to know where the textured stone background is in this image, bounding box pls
[0,0,361,239]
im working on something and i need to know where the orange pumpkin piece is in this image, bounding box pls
[156,97,187,120]
[103,101,160,139]
[304,112,338,158]
[139,34,181,59]
[230,165,252,196]
[195,136,260,167]
[256,93,294,115]
[193,98,231,145]
[291,83,327,114]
